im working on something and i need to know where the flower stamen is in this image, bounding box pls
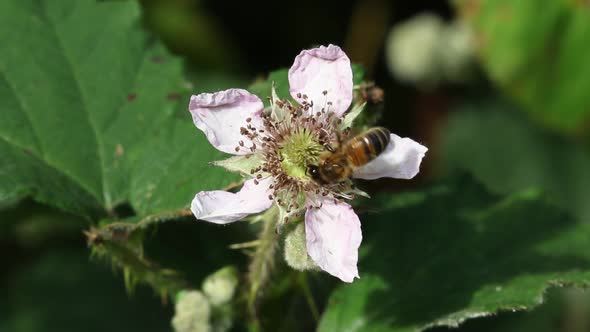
[228,94,360,221]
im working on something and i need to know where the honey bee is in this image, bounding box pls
[307,127,391,184]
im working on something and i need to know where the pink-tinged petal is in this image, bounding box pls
[353,133,428,180]
[191,177,273,224]
[189,89,264,155]
[305,199,362,282]
[288,45,353,116]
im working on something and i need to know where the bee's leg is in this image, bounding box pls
[337,129,343,144]
[323,143,336,152]
[325,126,344,153]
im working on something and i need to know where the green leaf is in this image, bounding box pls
[442,288,587,332]
[319,177,590,332]
[352,63,366,86]
[439,100,590,222]
[456,0,590,133]
[249,69,290,104]
[0,0,237,219]
[319,274,392,332]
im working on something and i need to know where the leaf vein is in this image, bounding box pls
[0,70,44,157]
[0,134,96,206]
[37,1,108,207]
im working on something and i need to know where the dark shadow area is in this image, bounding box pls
[143,215,253,286]
[112,202,136,220]
[0,202,171,332]
[1,250,171,332]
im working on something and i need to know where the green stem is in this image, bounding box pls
[99,208,193,234]
[299,273,319,322]
[85,208,194,301]
[247,206,279,319]
[90,238,190,301]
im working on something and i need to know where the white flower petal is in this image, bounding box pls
[189,89,264,155]
[191,177,273,224]
[288,45,353,116]
[353,133,427,180]
[305,199,362,282]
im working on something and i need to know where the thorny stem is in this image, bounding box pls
[247,206,279,320]
[95,208,193,238]
[87,230,190,301]
[85,208,194,302]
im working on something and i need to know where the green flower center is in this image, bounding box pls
[279,129,323,179]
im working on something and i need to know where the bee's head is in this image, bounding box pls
[306,164,323,183]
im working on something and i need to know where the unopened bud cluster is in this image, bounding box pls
[172,291,211,332]
[172,266,238,332]
[386,13,475,85]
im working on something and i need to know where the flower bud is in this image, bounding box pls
[284,223,318,271]
[202,266,238,307]
[386,13,475,86]
[386,13,444,85]
[439,21,475,83]
[172,290,211,332]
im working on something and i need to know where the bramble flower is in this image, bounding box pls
[189,45,427,282]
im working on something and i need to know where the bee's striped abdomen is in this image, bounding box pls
[346,127,391,167]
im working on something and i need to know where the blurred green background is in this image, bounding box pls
[2,0,590,331]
